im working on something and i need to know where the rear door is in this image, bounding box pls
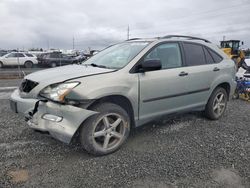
[16,53,26,65]
[180,42,222,105]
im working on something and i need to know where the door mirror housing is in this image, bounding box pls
[141,59,162,72]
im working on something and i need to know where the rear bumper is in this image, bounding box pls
[10,89,97,143]
[230,79,237,97]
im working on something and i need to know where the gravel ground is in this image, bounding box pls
[0,95,249,188]
[0,79,21,88]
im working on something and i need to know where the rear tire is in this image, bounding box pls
[0,61,3,68]
[80,103,130,156]
[205,87,228,120]
[24,61,33,68]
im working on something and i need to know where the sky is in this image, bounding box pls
[0,0,250,51]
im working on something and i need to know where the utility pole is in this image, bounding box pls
[47,39,50,51]
[127,25,130,40]
[73,37,75,50]
[223,36,226,41]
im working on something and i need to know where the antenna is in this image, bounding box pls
[127,25,130,40]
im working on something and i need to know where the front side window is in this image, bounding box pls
[83,42,149,69]
[183,43,206,66]
[6,53,16,58]
[144,43,182,69]
[50,53,61,58]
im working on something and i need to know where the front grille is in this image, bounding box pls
[19,79,39,93]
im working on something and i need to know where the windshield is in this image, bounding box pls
[83,42,149,69]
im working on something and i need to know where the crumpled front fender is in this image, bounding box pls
[28,101,97,143]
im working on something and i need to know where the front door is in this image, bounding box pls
[139,42,194,120]
[5,53,18,65]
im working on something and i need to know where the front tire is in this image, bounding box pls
[205,87,228,120]
[0,61,3,68]
[51,62,57,68]
[80,103,130,156]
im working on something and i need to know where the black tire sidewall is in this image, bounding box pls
[51,62,57,67]
[0,62,3,68]
[80,103,130,156]
[24,61,33,68]
[205,87,228,120]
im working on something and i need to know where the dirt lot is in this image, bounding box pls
[0,86,250,188]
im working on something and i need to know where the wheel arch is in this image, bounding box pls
[210,82,231,101]
[217,82,230,97]
[87,95,136,128]
[24,60,33,64]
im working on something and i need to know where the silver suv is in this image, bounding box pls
[10,35,236,155]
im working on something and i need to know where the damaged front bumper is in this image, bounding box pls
[10,89,97,144]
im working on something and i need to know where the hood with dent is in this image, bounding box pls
[25,64,115,83]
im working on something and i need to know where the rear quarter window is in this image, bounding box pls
[207,48,223,63]
[203,47,215,64]
[25,53,34,57]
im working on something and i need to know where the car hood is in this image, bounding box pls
[25,64,115,83]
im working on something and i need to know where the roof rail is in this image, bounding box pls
[126,38,142,41]
[162,35,211,43]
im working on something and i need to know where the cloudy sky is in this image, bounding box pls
[0,0,250,50]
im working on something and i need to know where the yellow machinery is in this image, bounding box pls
[220,40,245,65]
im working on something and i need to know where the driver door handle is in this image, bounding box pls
[179,71,188,76]
[213,67,220,72]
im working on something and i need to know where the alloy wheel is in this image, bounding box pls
[92,113,126,150]
[213,92,226,117]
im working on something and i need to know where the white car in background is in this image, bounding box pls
[0,52,38,68]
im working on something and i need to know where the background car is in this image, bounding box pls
[37,52,84,67]
[0,52,38,68]
[0,50,8,57]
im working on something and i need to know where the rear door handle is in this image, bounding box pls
[213,67,220,72]
[179,71,188,76]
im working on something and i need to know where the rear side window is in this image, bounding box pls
[16,53,25,57]
[183,43,206,66]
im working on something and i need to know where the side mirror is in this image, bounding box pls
[141,59,162,72]
[242,41,244,45]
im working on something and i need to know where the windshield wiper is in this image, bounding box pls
[83,63,117,69]
[89,63,107,68]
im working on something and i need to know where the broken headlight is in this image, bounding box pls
[39,82,80,102]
